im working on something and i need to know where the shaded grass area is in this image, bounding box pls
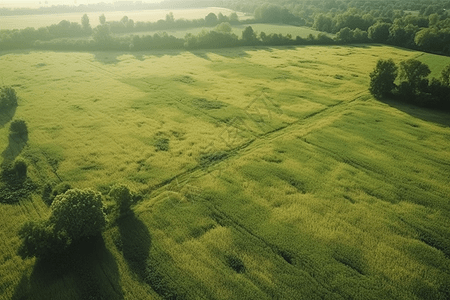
[11,236,124,300]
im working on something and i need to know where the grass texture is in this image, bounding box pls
[0,45,449,299]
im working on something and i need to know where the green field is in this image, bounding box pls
[123,24,331,39]
[1,45,450,299]
[0,8,249,30]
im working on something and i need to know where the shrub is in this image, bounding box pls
[50,189,107,241]
[109,184,132,213]
[18,220,70,259]
[51,182,71,199]
[13,158,27,178]
[9,119,28,136]
[226,255,246,273]
[0,86,17,109]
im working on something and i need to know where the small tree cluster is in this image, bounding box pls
[18,188,107,259]
[109,184,132,213]
[369,59,450,109]
[1,158,28,183]
[0,86,18,110]
[9,119,28,136]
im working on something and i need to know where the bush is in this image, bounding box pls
[0,86,17,109]
[9,119,28,136]
[13,158,27,178]
[18,220,70,259]
[52,182,71,198]
[50,188,107,241]
[109,184,132,213]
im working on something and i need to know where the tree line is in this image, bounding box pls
[222,0,450,55]
[369,59,450,109]
[0,12,339,51]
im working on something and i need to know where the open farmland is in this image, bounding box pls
[120,23,330,39]
[0,7,249,30]
[0,45,449,299]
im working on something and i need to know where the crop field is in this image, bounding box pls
[123,23,330,39]
[0,7,248,30]
[0,45,449,299]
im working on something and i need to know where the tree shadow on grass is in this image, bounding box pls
[117,211,184,299]
[1,132,28,167]
[12,236,124,300]
[117,211,151,281]
[378,97,450,127]
[0,106,16,128]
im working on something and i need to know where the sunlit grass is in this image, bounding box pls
[0,45,449,299]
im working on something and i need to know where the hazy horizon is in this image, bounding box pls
[0,0,163,9]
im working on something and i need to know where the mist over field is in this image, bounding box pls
[1,0,161,9]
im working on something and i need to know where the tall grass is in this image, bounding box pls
[0,45,449,299]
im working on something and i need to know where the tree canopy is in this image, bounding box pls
[369,59,398,98]
[18,188,107,259]
[50,189,107,241]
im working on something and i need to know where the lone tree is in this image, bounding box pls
[0,86,18,110]
[9,119,28,136]
[242,26,257,43]
[369,59,398,98]
[50,189,107,241]
[109,184,132,213]
[81,14,91,34]
[99,14,106,25]
[205,13,218,27]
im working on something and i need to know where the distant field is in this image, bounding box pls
[125,23,331,39]
[1,45,449,299]
[0,7,248,30]
[417,52,450,78]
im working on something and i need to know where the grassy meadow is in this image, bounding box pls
[0,8,249,30]
[0,45,450,299]
[122,24,330,39]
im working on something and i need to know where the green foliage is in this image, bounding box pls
[399,59,431,91]
[336,27,353,43]
[441,64,450,86]
[93,24,112,44]
[254,3,298,24]
[155,137,169,151]
[42,182,53,205]
[81,14,91,34]
[242,26,257,43]
[13,158,27,179]
[225,255,246,273]
[215,22,232,33]
[99,14,106,25]
[109,184,132,213]
[205,12,218,27]
[9,119,28,136]
[52,182,72,198]
[50,189,107,241]
[17,220,70,259]
[368,22,391,42]
[369,59,398,98]
[0,86,18,110]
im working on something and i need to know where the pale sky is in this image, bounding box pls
[0,1,162,9]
